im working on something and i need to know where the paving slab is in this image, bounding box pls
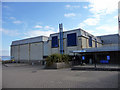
[2,64,119,88]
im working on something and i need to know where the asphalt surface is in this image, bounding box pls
[2,63,119,88]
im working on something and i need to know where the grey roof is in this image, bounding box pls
[50,28,102,43]
[72,44,120,53]
[97,34,119,45]
[12,36,48,46]
[11,28,104,46]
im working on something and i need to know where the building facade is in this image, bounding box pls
[11,26,119,64]
[11,36,48,64]
[72,34,119,64]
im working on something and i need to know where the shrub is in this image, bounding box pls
[61,54,69,64]
[46,53,70,66]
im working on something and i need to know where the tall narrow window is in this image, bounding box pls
[67,33,77,46]
[89,36,92,47]
[95,39,97,47]
[52,36,58,48]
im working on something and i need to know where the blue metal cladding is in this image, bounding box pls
[52,36,58,48]
[59,23,64,54]
[67,33,77,46]
[89,36,92,47]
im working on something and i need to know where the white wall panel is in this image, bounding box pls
[30,42,43,60]
[44,41,49,56]
[51,48,59,54]
[11,46,19,61]
[67,46,77,55]
[47,41,52,55]
[19,44,29,61]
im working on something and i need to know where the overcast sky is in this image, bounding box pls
[1,0,119,56]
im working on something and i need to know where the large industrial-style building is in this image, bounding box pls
[11,24,120,64]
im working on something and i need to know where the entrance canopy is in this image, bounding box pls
[70,44,120,53]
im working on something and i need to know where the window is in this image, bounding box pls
[95,39,97,47]
[89,36,92,47]
[67,33,77,46]
[95,41,97,47]
[52,36,58,48]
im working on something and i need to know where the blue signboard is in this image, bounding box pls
[82,56,85,60]
[107,56,110,60]
[100,60,109,64]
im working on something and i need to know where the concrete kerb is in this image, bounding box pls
[71,64,120,71]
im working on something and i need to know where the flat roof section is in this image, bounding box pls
[71,44,120,53]
[97,34,119,45]
[50,28,102,43]
[11,36,48,46]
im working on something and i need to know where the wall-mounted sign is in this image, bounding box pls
[72,50,86,53]
[82,56,85,60]
[107,55,110,60]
